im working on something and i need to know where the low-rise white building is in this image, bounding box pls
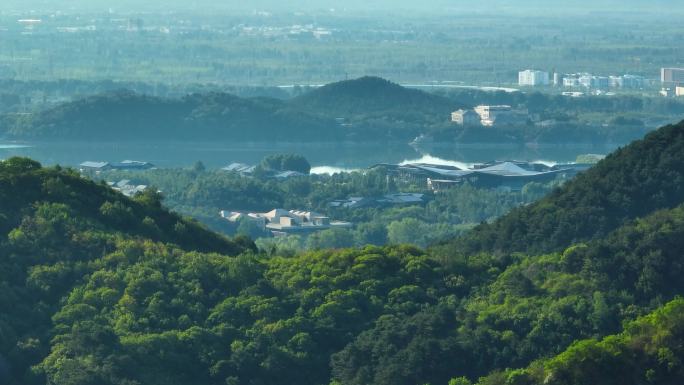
[564,73,643,90]
[677,86,684,97]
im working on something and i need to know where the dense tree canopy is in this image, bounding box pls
[440,120,684,256]
[257,154,312,174]
[1,121,684,385]
[1,77,660,143]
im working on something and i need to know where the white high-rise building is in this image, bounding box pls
[518,70,550,86]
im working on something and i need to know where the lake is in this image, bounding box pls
[0,140,625,173]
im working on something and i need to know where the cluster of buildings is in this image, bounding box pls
[375,160,583,192]
[561,73,646,90]
[238,24,332,39]
[79,160,155,173]
[451,105,528,127]
[660,68,684,97]
[518,67,684,97]
[518,69,647,91]
[220,208,351,236]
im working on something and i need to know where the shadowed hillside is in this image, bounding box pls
[436,120,684,256]
[2,78,461,141]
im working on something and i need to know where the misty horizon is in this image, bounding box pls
[3,0,684,14]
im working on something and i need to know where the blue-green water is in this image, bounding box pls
[0,140,623,172]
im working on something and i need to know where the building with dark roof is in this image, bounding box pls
[79,161,111,172]
[376,161,570,191]
[111,160,155,170]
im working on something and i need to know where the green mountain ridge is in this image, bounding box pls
[1,122,684,385]
[1,76,668,144]
[1,77,456,142]
[437,120,684,256]
[474,298,684,385]
[0,157,250,255]
[292,76,456,116]
[2,91,337,141]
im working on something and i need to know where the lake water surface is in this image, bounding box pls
[0,140,626,173]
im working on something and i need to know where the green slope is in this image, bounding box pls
[2,77,459,142]
[2,121,684,385]
[438,120,684,256]
[0,157,252,384]
[290,76,458,139]
[0,157,248,255]
[17,202,684,385]
[291,76,456,116]
[4,91,336,141]
[473,298,684,385]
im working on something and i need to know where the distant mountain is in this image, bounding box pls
[289,76,458,139]
[291,76,455,116]
[4,78,459,141]
[3,76,657,145]
[3,91,339,141]
[438,121,684,256]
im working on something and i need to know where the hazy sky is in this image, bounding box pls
[4,0,683,13]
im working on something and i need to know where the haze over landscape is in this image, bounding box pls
[5,0,684,12]
[1,1,684,385]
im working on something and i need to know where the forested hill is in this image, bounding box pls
[1,78,458,141]
[3,168,684,385]
[2,91,337,141]
[292,76,456,117]
[0,157,253,384]
[439,120,684,256]
[474,298,684,385]
[2,125,684,384]
[0,158,252,255]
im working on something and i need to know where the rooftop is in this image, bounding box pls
[80,161,110,169]
[222,163,256,173]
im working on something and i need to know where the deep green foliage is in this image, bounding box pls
[2,122,684,385]
[0,157,246,255]
[442,120,684,256]
[258,154,311,174]
[4,186,682,385]
[0,157,251,384]
[473,298,684,385]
